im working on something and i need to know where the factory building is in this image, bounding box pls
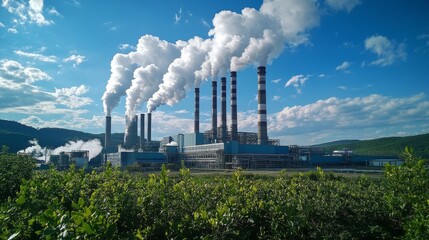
[104,66,312,169]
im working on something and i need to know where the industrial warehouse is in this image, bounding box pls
[104,66,374,169]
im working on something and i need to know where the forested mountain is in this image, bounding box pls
[0,119,123,153]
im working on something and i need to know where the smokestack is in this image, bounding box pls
[147,112,152,143]
[257,66,268,145]
[230,71,238,141]
[221,77,227,143]
[194,88,199,133]
[124,115,138,148]
[105,116,111,148]
[140,113,145,148]
[212,79,218,143]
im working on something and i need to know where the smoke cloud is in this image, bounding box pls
[18,139,103,161]
[102,35,184,117]
[103,0,322,116]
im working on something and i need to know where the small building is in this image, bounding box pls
[369,159,403,167]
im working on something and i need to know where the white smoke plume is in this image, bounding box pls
[52,139,103,160]
[18,139,103,161]
[102,35,184,117]
[103,0,324,117]
[18,139,47,161]
[147,37,212,112]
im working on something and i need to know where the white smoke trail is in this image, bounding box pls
[18,139,103,161]
[147,37,212,112]
[102,35,184,117]
[125,35,183,121]
[103,0,328,116]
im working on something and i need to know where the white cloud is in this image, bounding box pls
[0,22,5,27]
[63,54,86,67]
[272,95,281,101]
[365,35,407,66]
[54,85,92,109]
[47,7,60,16]
[119,43,136,50]
[0,59,51,83]
[174,7,182,24]
[174,109,189,114]
[104,21,118,31]
[335,61,351,71]
[337,85,347,90]
[0,59,93,117]
[326,0,361,12]
[318,74,326,78]
[14,50,57,62]
[7,28,18,33]
[270,93,428,137]
[201,18,210,28]
[285,74,309,94]
[271,78,281,84]
[2,0,53,26]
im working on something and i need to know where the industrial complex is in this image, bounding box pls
[103,66,397,169]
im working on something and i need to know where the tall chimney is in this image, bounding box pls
[194,88,199,133]
[147,112,152,143]
[132,115,138,146]
[257,66,268,145]
[140,113,145,148]
[105,116,111,148]
[211,79,218,143]
[230,71,238,141]
[221,77,227,143]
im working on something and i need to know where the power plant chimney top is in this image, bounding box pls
[257,66,266,75]
[230,71,237,77]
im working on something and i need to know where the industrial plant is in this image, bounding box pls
[104,66,369,169]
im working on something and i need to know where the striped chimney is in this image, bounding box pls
[230,71,238,141]
[221,77,227,143]
[140,113,145,148]
[105,116,111,148]
[257,66,268,145]
[211,79,218,143]
[194,88,200,133]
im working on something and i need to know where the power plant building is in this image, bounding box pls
[104,66,309,169]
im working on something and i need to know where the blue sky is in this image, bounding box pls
[0,0,428,145]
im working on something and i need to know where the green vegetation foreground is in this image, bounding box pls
[1,147,428,239]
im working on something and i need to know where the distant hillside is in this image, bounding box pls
[0,119,124,153]
[312,140,361,148]
[318,134,429,158]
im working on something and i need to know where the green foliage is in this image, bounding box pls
[0,146,35,201]
[1,147,428,239]
[384,147,429,239]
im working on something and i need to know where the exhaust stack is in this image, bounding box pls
[257,66,268,145]
[221,77,227,142]
[147,112,152,143]
[124,115,138,148]
[194,88,199,133]
[230,71,238,141]
[211,79,217,143]
[105,116,111,148]
[140,113,145,148]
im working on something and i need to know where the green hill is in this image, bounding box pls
[318,134,429,158]
[0,119,124,153]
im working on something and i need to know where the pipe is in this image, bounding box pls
[230,71,238,141]
[257,66,268,145]
[147,112,152,143]
[105,116,111,148]
[194,88,200,133]
[140,113,145,148]
[212,79,218,143]
[221,77,227,143]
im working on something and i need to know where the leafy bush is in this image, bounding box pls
[0,146,35,201]
[1,148,428,239]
